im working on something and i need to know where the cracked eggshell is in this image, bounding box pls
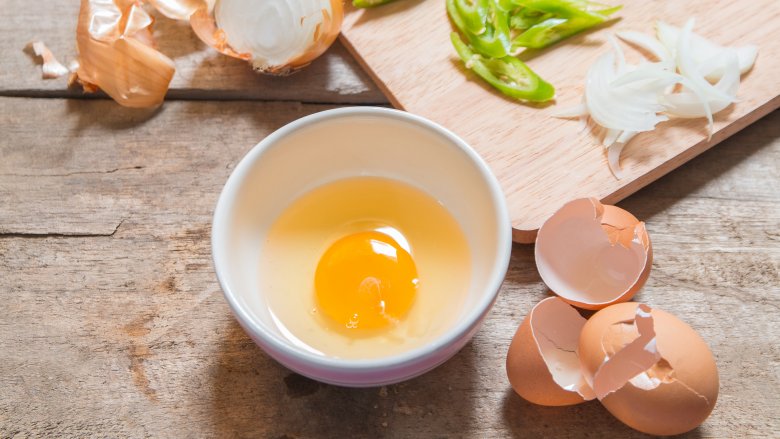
[579,302,719,436]
[535,198,652,310]
[506,297,595,406]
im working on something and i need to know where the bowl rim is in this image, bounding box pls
[211,106,512,372]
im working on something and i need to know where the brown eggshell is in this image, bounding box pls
[506,297,595,406]
[535,198,652,310]
[579,302,719,436]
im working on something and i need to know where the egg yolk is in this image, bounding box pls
[315,231,418,330]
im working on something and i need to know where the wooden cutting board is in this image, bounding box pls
[339,0,780,243]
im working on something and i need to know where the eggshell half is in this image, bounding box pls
[579,302,719,436]
[506,297,595,406]
[535,198,652,310]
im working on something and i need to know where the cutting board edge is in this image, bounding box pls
[338,34,404,110]
[511,94,780,244]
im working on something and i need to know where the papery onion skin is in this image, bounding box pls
[29,41,70,79]
[148,0,213,20]
[191,0,343,76]
[190,3,252,61]
[75,0,175,108]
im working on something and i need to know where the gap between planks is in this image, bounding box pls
[0,89,390,106]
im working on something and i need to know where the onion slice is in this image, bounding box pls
[557,18,758,179]
[616,31,672,68]
[28,41,69,79]
[664,52,740,118]
[657,20,758,81]
[75,0,175,108]
[190,0,343,75]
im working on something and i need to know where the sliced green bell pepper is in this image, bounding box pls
[352,0,397,7]
[447,0,512,58]
[452,0,490,35]
[510,0,622,49]
[451,32,555,102]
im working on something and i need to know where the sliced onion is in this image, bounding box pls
[75,0,175,108]
[191,0,343,75]
[616,31,673,68]
[585,51,670,133]
[28,41,69,79]
[604,128,621,146]
[664,52,740,118]
[656,20,758,81]
[675,19,732,102]
[606,132,635,179]
[556,18,757,179]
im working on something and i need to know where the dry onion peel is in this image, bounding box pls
[75,0,175,108]
[148,0,214,20]
[190,0,343,75]
[555,18,757,178]
[28,41,70,79]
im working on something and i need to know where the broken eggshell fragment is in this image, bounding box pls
[506,297,595,406]
[579,302,719,436]
[190,0,343,75]
[535,198,652,310]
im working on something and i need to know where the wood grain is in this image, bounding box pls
[0,1,386,104]
[1,97,778,437]
[341,0,780,242]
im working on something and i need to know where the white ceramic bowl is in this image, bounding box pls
[212,107,511,387]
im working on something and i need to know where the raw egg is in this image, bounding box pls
[315,231,419,330]
[535,198,652,310]
[259,176,471,359]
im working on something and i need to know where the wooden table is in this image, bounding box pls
[1,3,778,437]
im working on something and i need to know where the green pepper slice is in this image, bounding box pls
[513,0,616,18]
[447,0,512,58]
[452,0,490,35]
[352,0,397,7]
[512,16,599,49]
[451,32,554,102]
[509,9,553,31]
[510,0,621,49]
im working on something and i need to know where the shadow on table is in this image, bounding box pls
[209,318,479,437]
[501,388,704,438]
[65,98,164,133]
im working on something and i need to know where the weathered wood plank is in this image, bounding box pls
[0,1,386,104]
[0,98,778,437]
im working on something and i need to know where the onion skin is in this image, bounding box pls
[190,3,252,62]
[29,41,70,79]
[148,0,209,20]
[75,0,175,108]
[190,0,344,76]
